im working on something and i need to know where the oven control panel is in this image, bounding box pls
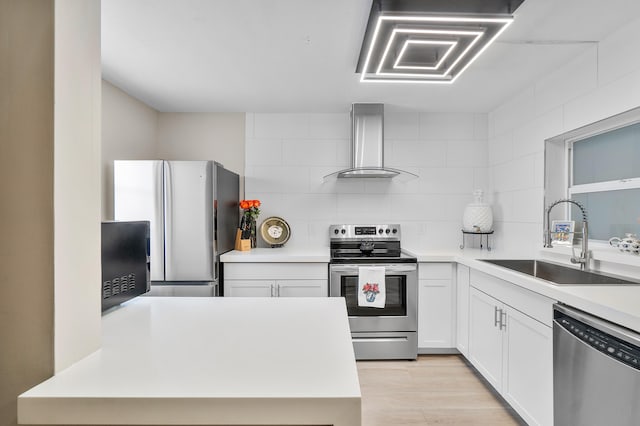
[329,224,401,241]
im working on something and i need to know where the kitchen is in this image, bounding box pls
[3,0,640,425]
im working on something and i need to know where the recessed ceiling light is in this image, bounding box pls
[356,0,525,84]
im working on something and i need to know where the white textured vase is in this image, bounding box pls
[462,190,493,232]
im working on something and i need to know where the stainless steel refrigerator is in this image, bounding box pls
[113,160,239,296]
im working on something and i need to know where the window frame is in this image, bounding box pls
[545,106,640,244]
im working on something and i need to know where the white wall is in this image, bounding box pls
[101,80,158,220]
[245,112,488,249]
[157,113,245,176]
[54,0,102,373]
[488,17,640,257]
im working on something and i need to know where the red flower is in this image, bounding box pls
[362,282,380,293]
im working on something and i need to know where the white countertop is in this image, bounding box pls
[405,247,640,333]
[221,247,330,262]
[18,297,361,426]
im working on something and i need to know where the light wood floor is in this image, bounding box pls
[357,355,526,426]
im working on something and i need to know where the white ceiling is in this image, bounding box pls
[101,0,640,113]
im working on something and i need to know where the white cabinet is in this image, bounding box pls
[468,270,554,426]
[224,263,328,297]
[502,305,553,426]
[455,264,470,356]
[223,280,274,297]
[468,287,504,390]
[276,280,327,297]
[418,263,455,350]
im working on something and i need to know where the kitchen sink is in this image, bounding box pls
[479,259,640,285]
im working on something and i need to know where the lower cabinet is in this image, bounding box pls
[468,287,504,389]
[223,262,328,297]
[418,263,455,350]
[468,270,554,426]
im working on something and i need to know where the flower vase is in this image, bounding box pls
[365,291,377,302]
[250,217,257,248]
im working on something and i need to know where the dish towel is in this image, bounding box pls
[358,266,386,308]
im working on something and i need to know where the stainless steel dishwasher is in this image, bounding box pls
[554,304,640,425]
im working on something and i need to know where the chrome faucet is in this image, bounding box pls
[544,199,590,271]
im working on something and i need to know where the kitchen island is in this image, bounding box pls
[18,297,361,426]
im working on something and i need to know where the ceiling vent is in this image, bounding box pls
[356,0,525,84]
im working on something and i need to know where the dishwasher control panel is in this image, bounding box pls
[556,313,640,371]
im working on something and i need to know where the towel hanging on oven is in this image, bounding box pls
[358,266,386,308]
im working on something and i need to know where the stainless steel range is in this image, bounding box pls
[329,224,417,360]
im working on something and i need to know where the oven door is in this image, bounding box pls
[329,263,417,333]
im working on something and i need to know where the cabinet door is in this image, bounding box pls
[276,280,327,297]
[418,279,454,348]
[456,264,470,356]
[502,308,553,426]
[225,280,274,297]
[468,287,503,392]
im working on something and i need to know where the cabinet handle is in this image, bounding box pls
[276,284,280,297]
[500,310,507,330]
[494,306,500,327]
[270,284,275,297]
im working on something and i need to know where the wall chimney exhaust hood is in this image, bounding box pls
[323,103,418,181]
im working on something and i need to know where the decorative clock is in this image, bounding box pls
[259,216,291,248]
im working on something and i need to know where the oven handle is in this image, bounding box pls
[330,264,417,273]
[352,336,409,343]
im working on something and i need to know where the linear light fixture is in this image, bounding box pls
[356,0,525,84]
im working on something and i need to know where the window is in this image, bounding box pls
[545,108,640,243]
[566,117,640,241]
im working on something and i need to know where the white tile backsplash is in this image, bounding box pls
[488,131,513,166]
[512,188,544,224]
[490,87,536,137]
[307,114,350,139]
[420,168,475,195]
[336,193,393,223]
[533,47,598,116]
[388,140,447,168]
[563,69,640,132]
[282,139,341,167]
[244,138,282,166]
[419,113,476,140]
[512,107,563,159]
[598,17,640,87]
[253,113,309,139]
[473,114,489,139]
[247,111,486,249]
[446,140,488,168]
[492,156,535,193]
[245,166,310,194]
[385,112,420,139]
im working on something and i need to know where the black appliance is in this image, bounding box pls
[101,221,150,312]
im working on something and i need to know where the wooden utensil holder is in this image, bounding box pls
[235,229,251,251]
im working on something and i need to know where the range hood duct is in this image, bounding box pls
[324,103,418,180]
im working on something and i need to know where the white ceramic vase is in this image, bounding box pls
[463,190,493,232]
